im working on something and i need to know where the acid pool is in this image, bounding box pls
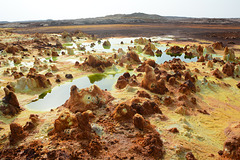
[26,73,122,111]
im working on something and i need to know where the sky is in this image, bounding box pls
[1,0,240,22]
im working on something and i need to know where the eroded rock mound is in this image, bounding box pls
[133,113,152,131]
[179,80,196,94]
[197,55,205,62]
[136,59,156,72]
[64,85,114,113]
[185,152,197,160]
[212,41,224,50]
[0,42,7,50]
[143,43,154,56]
[125,50,141,64]
[12,72,51,92]
[137,90,151,99]
[9,123,27,145]
[223,47,235,61]
[48,111,98,144]
[222,63,235,77]
[102,40,111,48]
[0,88,21,116]
[204,46,215,54]
[132,132,164,159]
[115,72,138,89]
[79,55,113,72]
[213,68,223,79]
[163,58,186,71]
[112,98,162,121]
[166,46,184,56]
[221,122,240,159]
[141,64,168,94]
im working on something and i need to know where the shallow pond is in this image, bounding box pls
[26,36,198,111]
[79,36,197,64]
[26,73,122,111]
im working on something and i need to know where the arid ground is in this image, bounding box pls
[0,22,240,160]
[10,23,240,44]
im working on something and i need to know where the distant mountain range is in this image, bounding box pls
[1,12,240,28]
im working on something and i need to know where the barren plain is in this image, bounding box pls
[0,16,240,159]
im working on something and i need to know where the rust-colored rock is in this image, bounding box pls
[133,113,152,131]
[185,152,197,160]
[163,58,186,71]
[9,123,27,145]
[221,122,240,159]
[112,102,135,121]
[141,64,168,95]
[113,98,162,121]
[45,72,54,77]
[237,82,240,89]
[140,100,162,115]
[168,127,179,133]
[212,41,224,50]
[13,57,22,64]
[133,132,164,159]
[204,46,215,54]
[80,55,113,71]
[12,71,24,79]
[169,77,176,85]
[136,59,157,72]
[51,112,76,134]
[5,46,19,55]
[213,68,223,79]
[50,65,59,71]
[126,51,141,63]
[222,63,235,76]
[64,85,114,113]
[185,52,193,58]
[52,51,59,57]
[49,111,94,141]
[29,114,39,123]
[0,88,21,116]
[115,77,128,89]
[179,80,196,94]
[23,114,39,131]
[223,47,235,61]
[197,45,204,54]
[0,43,6,50]
[166,46,184,55]
[23,121,35,131]
[143,43,154,56]
[115,72,139,89]
[49,112,80,137]
[184,71,195,83]
[164,96,173,105]
[65,74,73,79]
[191,97,197,104]
[207,60,213,68]
[27,73,52,88]
[76,112,91,132]
[197,55,205,62]
[156,49,162,56]
[88,139,102,156]
[137,90,151,99]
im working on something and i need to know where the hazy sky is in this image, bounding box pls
[1,0,240,21]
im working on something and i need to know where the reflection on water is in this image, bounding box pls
[26,36,198,111]
[26,73,121,111]
[79,36,197,64]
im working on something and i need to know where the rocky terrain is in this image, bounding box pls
[1,13,240,28]
[0,27,239,160]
